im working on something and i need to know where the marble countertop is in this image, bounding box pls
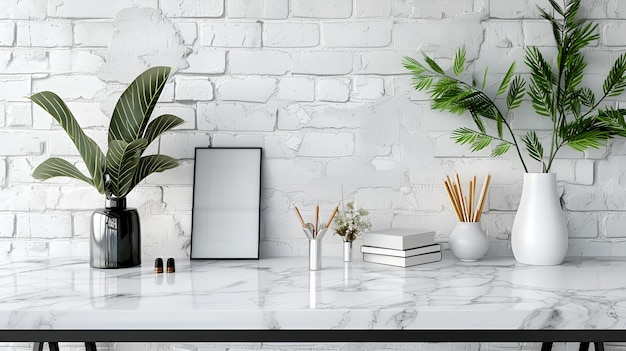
[2,253,626,331]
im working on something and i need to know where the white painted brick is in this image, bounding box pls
[297,132,354,157]
[394,14,483,59]
[228,50,291,75]
[212,134,265,148]
[575,160,594,185]
[355,0,392,17]
[201,23,261,48]
[0,22,14,46]
[5,102,31,127]
[182,49,226,74]
[277,77,314,101]
[174,76,213,101]
[17,213,72,239]
[72,212,92,238]
[490,0,543,19]
[0,186,60,211]
[324,22,392,48]
[49,49,105,73]
[395,0,474,19]
[0,158,5,186]
[604,22,626,46]
[293,0,352,18]
[35,101,109,130]
[197,102,276,131]
[175,22,198,45]
[0,131,43,156]
[17,22,72,47]
[356,51,412,75]
[159,132,210,159]
[33,75,105,100]
[143,160,194,186]
[356,187,401,210]
[161,0,224,17]
[55,186,103,210]
[566,212,598,238]
[216,77,277,103]
[263,23,319,48]
[0,0,46,19]
[292,52,353,75]
[510,105,553,130]
[352,76,384,100]
[523,21,556,47]
[163,186,193,212]
[73,22,114,47]
[49,240,89,258]
[317,78,350,102]
[603,213,626,237]
[262,158,323,190]
[0,214,14,238]
[45,130,107,157]
[0,75,30,102]
[227,0,288,19]
[264,133,300,158]
[485,21,524,48]
[152,103,196,130]
[48,0,158,18]
[0,50,48,74]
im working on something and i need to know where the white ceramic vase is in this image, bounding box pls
[511,173,568,266]
[449,222,489,262]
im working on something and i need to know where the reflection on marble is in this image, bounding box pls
[2,254,626,330]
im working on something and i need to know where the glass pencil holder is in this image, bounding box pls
[303,226,328,271]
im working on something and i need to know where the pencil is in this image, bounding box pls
[325,204,339,228]
[443,180,463,221]
[294,206,306,228]
[314,204,319,238]
[474,174,491,222]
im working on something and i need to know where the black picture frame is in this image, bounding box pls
[190,147,262,259]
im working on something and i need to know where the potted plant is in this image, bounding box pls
[404,0,626,265]
[333,201,372,262]
[29,66,184,269]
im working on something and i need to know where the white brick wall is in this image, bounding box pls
[5,1,626,350]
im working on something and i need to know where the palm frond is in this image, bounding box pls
[422,52,444,75]
[603,52,626,97]
[453,47,466,76]
[521,131,544,164]
[506,76,526,110]
[491,142,511,157]
[497,62,516,96]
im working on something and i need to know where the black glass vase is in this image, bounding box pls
[90,197,141,269]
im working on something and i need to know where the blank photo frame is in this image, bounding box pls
[191,147,262,259]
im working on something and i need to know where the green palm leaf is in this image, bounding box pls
[143,114,185,146]
[29,91,106,193]
[422,52,444,75]
[106,139,148,197]
[128,155,179,193]
[602,52,626,97]
[109,66,172,143]
[521,131,545,165]
[453,47,466,76]
[33,157,93,186]
[497,62,516,96]
[506,76,526,110]
[491,142,511,157]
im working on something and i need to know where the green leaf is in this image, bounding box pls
[29,91,106,193]
[421,52,444,75]
[522,131,544,164]
[109,66,173,143]
[106,139,148,197]
[143,114,185,146]
[451,127,492,152]
[491,142,511,157]
[482,67,488,90]
[471,134,492,151]
[128,155,179,193]
[602,52,626,97]
[566,130,607,151]
[506,76,526,110]
[402,56,426,75]
[453,47,466,76]
[33,157,93,186]
[497,62,516,96]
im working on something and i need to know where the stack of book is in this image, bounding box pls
[361,228,441,267]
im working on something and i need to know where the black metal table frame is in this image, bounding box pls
[2,330,617,350]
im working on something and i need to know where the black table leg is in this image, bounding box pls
[594,342,604,351]
[579,342,590,351]
[32,342,43,351]
[48,342,60,351]
[85,342,98,351]
[541,342,553,351]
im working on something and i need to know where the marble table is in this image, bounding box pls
[1,253,626,343]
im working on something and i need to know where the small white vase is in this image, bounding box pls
[511,173,568,266]
[343,241,353,262]
[449,222,489,262]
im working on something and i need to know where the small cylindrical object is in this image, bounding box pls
[166,258,175,273]
[154,258,163,273]
[309,239,321,271]
[343,241,353,262]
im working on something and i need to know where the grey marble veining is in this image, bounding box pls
[1,254,626,331]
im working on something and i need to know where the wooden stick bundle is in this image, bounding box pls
[443,173,491,222]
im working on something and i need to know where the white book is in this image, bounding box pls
[360,244,441,257]
[363,228,435,250]
[363,251,442,268]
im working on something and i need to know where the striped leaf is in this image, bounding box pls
[109,66,172,144]
[29,91,106,194]
[33,157,93,186]
[129,155,179,193]
[106,139,148,197]
[143,114,185,146]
